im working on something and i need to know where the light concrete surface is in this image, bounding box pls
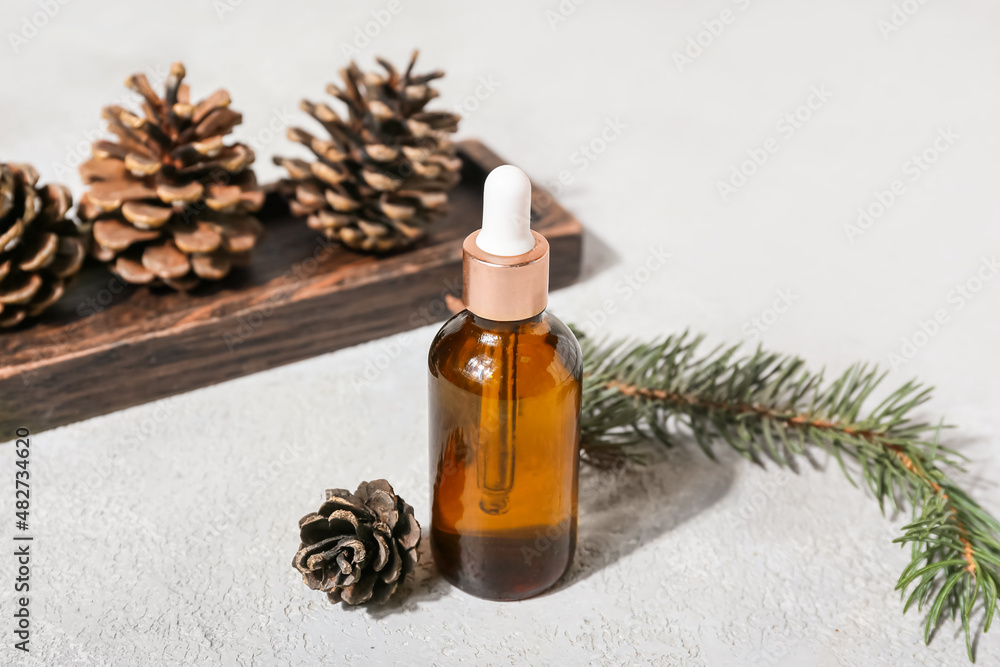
[2,1,999,665]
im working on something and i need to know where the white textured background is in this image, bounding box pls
[2,0,1000,665]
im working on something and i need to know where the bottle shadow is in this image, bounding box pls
[551,441,740,594]
[365,440,739,614]
[578,227,621,283]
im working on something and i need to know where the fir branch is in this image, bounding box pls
[575,330,1000,662]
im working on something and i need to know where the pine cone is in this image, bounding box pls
[0,163,85,328]
[275,51,461,253]
[79,62,264,291]
[292,480,420,605]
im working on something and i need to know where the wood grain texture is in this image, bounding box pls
[0,140,583,434]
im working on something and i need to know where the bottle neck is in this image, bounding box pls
[468,311,545,332]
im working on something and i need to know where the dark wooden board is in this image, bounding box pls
[0,140,583,434]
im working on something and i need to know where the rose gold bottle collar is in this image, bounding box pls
[462,230,549,322]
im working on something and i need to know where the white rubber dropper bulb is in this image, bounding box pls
[476,165,535,256]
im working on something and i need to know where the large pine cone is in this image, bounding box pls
[79,62,264,291]
[274,51,461,253]
[292,480,420,605]
[0,163,85,328]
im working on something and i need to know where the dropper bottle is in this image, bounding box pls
[428,165,583,601]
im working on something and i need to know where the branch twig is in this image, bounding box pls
[576,330,999,662]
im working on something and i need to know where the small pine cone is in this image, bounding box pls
[0,163,85,328]
[79,62,264,291]
[275,50,461,253]
[292,480,420,605]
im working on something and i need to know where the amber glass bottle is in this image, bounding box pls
[429,309,582,600]
[428,164,582,600]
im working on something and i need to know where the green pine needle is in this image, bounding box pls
[575,329,999,663]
